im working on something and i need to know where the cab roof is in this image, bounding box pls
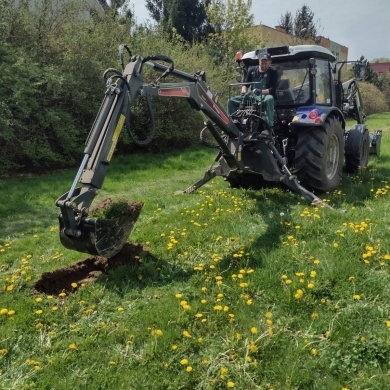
[240,45,336,65]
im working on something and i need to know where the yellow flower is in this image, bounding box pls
[220,367,228,375]
[0,308,8,315]
[249,343,258,353]
[175,293,182,298]
[353,294,361,300]
[265,311,272,319]
[182,330,192,338]
[250,327,258,334]
[180,358,188,365]
[310,348,318,356]
[185,366,193,372]
[71,282,78,289]
[227,381,235,388]
[171,344,178,350]
[35,310,43,315]
[35,297,43,303]
[117,307,124,312]
[0,349,8,356]
[69,343,78,350]
[294,289,304,299]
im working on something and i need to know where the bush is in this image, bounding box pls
[359,81,388,116]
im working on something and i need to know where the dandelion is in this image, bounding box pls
[171,344,178,350]
[117,307,124,312]
[227,381,235,388]
[0,308,9,315]
[294,289,304,299]
[311,312,319,320]
[151,329,163,336]
[182,330,192,338]
[307,282,315,289]
[69,343,78,350]
[71,282,78,289]
[175,293,183,298]
[310,348,318,356]
[353,294,361,300]
[180,358,189,365]
[35,310,43,315]
[185,366,193,372]
[249,343,258,353]
[265,311,272,319]
[250,327,258,334]
[35,297,43,303]
[0,349,8,356]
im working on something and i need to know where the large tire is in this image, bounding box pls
[294,116,344,192]
[345,128,369,173]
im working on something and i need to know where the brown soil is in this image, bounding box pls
[33,243,147,295]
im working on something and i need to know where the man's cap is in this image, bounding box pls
[258,53,271,61]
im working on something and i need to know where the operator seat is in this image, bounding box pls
[276,79,294,104]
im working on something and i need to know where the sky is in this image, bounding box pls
[129,0,390,61]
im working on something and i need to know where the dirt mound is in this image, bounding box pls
[33,243,145,295]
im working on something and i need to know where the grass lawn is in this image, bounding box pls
[0,113,389,389]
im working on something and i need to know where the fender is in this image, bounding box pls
[290,105,345,128]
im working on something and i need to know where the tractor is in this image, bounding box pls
[56,44,381,258]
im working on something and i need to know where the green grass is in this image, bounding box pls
[1,114,390,389]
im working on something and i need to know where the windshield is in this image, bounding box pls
[272,60,311,106]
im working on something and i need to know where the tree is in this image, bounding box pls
[357,56,379,87]
[278,11,293,35]
[206,0,258,70]
[294,5,317,40]
[145,0,212,42]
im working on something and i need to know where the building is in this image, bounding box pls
[371,62,390,74]
[251,24,348,62]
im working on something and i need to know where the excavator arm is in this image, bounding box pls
[55,50,246,258]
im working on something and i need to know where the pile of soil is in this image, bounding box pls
[33,243,147,295]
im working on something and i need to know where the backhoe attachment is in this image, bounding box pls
[56,44,333,258]
[56,48,146,258]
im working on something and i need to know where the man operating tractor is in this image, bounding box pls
[228,52,278,127]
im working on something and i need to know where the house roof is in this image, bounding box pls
[371,62,390,73]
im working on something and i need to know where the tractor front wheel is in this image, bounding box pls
[294,116,344,192]
[345,127,370,173]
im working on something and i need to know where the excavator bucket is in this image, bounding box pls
[59,202,143,258]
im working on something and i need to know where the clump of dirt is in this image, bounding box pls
[89,198,143,219]
[33,243,147,295]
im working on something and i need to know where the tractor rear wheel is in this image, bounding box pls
[294,116,344,192]
[345,128,370,173]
